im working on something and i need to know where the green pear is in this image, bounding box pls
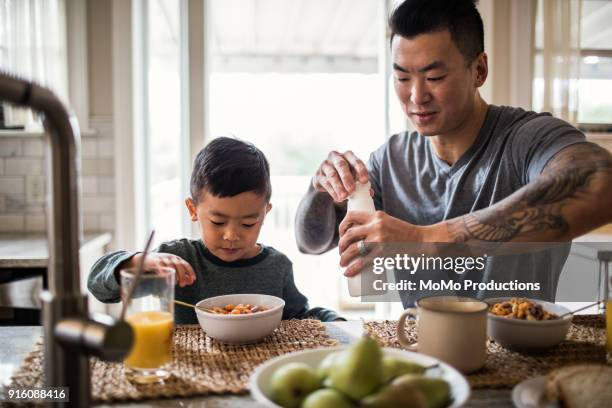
[392,374,451,408]
[382,357,426,382]
[302,388,354,408]
[360,381,427,408]
[326,334,384,400]
[317,352,339,381]
[269,362,321,408]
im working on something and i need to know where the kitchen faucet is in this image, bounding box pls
[0,72,133,407]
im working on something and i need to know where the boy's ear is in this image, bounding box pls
[265,203,272,214]
[185,198,198,221]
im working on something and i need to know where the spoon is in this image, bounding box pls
[558,300,604,319]
[120,230,155,321]
[174,299,215,313]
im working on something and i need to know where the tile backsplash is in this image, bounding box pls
[0,116,116,235]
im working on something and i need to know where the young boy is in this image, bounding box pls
[88,137,343,324]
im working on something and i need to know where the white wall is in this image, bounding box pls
[0,0,117,236]
[88,0,113,118]
[478,0,535,109]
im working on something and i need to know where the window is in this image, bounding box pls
[206,0,401,315]
[141,0,189,245]
[577,1,612,126]
[533,0,612,128]
[0,0,68,130]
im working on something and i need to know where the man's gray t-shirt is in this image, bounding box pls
[368,105,585,306]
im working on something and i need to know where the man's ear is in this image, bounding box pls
[185,198,198,221]
[474,52,488,88]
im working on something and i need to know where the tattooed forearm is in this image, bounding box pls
[448,143,612,243]
[459,208,568,242]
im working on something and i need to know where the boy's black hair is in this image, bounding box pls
[190,137,271,203]
[389,0,484,65]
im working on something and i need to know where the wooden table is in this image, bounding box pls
[0,322,514,407]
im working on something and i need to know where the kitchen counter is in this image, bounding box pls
[0,322,513,407]
[0,233,112,269]
[0,233,113,317]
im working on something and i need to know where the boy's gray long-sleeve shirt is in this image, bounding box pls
[88,239,343,324]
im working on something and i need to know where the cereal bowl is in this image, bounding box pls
[195,294,285,344]
[485,297,572,352]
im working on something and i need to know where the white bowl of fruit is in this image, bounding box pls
[250,334,470,408]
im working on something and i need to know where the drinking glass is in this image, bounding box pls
[598,250,611,363]
[121,266,175,384]
[606,270,611,364]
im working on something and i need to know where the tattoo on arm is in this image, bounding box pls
[449,143,612,242]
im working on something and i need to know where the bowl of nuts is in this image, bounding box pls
[485,297,572,352]
[195,294,285,344]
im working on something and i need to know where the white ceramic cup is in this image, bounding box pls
[397,296,488,373]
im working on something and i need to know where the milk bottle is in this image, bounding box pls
[346,181,382,297]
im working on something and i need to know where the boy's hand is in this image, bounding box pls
[129,252,196,287]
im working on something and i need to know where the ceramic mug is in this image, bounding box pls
[397,296,488,373]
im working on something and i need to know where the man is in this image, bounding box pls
[295,0,612,304]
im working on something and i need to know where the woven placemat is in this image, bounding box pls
[7,319,337,403]
[364,315,606,388]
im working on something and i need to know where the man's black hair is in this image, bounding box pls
[190,137,271,203]
[389,0,484,64]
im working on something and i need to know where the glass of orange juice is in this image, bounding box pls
[121,266,175,384]
[607,274,611,364]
